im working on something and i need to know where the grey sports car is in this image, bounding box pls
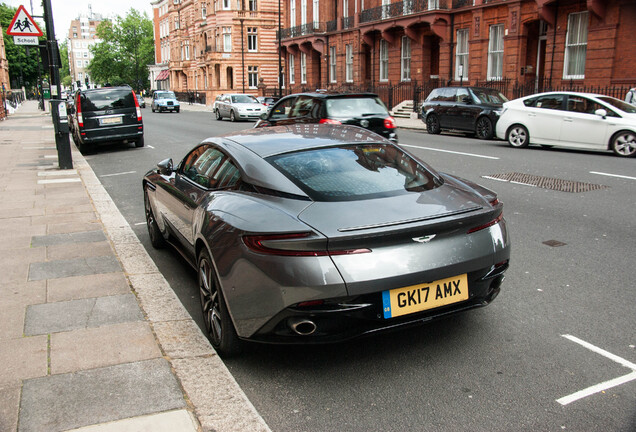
[143,124,510,356]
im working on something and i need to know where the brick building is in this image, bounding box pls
[150,0,283,103]
[279,0,636,106]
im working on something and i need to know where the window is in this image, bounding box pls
[401,36,411,81]
[455,29,469,80]
[530,94,564,110]
[201,3,207,18]
[566,96,603,114]
[223,0,231,10]
[248,0,257,11]
[247,27,257,52]
[343,0,348,18]
[345,44,353,82]
[76,60,82,67]
[487,24,504,80]
[182,147,225,188]
[381,0,390,19]
[182,40,190,60]
[84,60,89,67]
[301,52,307,84]
[248,66,258,88]
[289,54,295,84]
[301,0,307,26]
[223,27,232,52]
[269,97,296,120]
[313,0,319,28]
[329,46,337,83]
[83,51,88,58]
[290,0,296,27]
[78,72,83,80]
[564,12,588,79]
[174,18,180,30]
[379,39,388,81]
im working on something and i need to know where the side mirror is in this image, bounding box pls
[594,108,607,119]
[157,158,174,176]
[259,112,268,120]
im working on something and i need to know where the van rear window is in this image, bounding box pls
[81,88,135,111]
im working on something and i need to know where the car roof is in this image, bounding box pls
[205,124,390,158]
[519,91,612,99]
[82,85,131,93]
[282,91,380,99]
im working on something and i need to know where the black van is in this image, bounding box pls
[72,85,144,153]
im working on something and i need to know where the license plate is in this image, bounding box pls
[382,274,468,319]
[100,117,122,125]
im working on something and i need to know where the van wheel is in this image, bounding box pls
[78,140,93,155]
[135,136,145,148]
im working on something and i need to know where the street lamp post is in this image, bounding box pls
[278,0,282,98]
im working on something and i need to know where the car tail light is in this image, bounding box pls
[76,93,83,127]
[384,116,396,129]
[243,232,370,256]
[489,198,500,206]
[319,118,342,125]
[132,91,142,121]
[467,213,503,234]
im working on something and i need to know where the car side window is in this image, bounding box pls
[269,97,295,120]
[289,96,314,118]
[534,95,564,110]
[440,88,456,102]
[456,88,470,103]
[567,96,616,116]
[181,146,225,188]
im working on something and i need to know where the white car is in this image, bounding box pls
[213,93,265,122]
[495,91,636,157]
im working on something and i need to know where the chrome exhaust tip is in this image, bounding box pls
[288,318,317,336]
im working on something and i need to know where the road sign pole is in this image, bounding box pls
[42,0,72,169]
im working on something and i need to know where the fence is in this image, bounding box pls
[265,79,636,113]
[174,91,207,105]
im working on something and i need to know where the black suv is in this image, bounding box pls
[71,85,144,153]
[421,87,508,139]
[255,92,398,143]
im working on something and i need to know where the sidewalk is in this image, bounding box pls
[0,101,270,432]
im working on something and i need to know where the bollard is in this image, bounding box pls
[49,99,73,169]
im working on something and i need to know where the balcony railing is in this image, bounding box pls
[326,19,337,32]
[360,0,448,24]
[279,22,326,39]
[342,16,354,29]
[452,0,473,7]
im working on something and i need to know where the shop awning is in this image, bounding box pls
[155,70,169,81]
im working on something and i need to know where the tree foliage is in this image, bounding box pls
[0,3,46,89]
[88,9,154,90]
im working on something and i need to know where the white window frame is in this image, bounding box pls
[201,3,207,18]
[223,27,232,52]
[329,46,337,83]
[401,36,411,81]
[301,0,307,26]
[247,27,257,52]
[290,0,296,27]
[563,11,588,79]
[248,66,258,88]
[223,0,231,10]
[345,44,353,82]
[301,52,307,84]
[343,0,348,19]
[487,24,504,80]
[379,39,388,82]
[455,28,469,81]
[249,0,257,11]
[289,54,295,84]
[313,0,319,28]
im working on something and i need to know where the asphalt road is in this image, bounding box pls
[84,108,636,432]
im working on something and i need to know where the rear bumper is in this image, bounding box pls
[80,128,143,144]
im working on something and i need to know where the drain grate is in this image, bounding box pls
[482,173,609,193]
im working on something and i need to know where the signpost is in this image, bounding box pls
[6,5,43,45]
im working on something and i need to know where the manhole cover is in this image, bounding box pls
[482,173,608,193]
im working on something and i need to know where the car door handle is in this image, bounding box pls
[563,118,573,122]
[528,113,536,117]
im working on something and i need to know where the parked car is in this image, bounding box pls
[213,93,265,121]
[495,91,636,157]
[71,85,144,154]
[255,92,398,143]
[151,90,180,113]
[256,96,279,109]
[142,124,510,356]
[136,93,146,108]
[421,87,508,140]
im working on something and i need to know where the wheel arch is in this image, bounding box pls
[607,129,635,151]
[506,123,530,142]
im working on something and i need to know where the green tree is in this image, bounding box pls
[0,3,46,89]
[59,40,70,86]
[88,9,154,90]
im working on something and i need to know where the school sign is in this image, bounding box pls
[6,5,43,45]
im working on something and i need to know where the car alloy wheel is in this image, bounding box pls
[426,114,441,134]
[198,248,241,356]
[611,131,636,157]
[507,125,529,148]
[476,117,494,140]
[144,186,165,249]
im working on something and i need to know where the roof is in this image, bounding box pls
[281,91,380,99]
[209,124,390,158]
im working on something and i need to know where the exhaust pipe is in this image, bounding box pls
[288,318,317,336]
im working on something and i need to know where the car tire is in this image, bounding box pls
[214,109,222,120]
[78,139,93,155]
[144,185,166,249]
[507,125,529,148]
[198,248,242,357]
[426,114,441,134]
[151,106,155,113]
[71,131,79,146]
[230,110,236,122]
[176,108,180,113]
[610,131,636,157]
[135,136,145,148]
[476,117,494,140]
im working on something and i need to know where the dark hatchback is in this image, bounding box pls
[71,85,144,153]
[255,92,398,143]
[421,87,508,140]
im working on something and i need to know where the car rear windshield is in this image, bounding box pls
[82,88,134,111]
[325,97,388,117]
[471,89,509,105]
[267,144,439,202]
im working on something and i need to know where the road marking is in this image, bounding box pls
[481,176,508,182]
[590,171,636,181]
[100,171,137,178]
[557,334,636,406]
[510,180,537,187]
[147,145,155,149]
[400,144,500,160]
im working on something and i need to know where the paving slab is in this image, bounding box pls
[19,359,187,432]
[47,272,130,303]
[31,230,107,247]
[0,384,20,432]
[0,335,48,386]
[24,294,143,335]
[45,241,113,261]
[0,247,47,284]
[61,410,198,432]
[50,321,162,374]
[46,221,104,235]
[28,255,121,281]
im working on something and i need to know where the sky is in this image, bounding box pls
[3,0,153,41]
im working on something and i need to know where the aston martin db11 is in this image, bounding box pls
[143,124,511,356]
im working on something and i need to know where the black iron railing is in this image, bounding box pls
[279,22,326,39]
[360,0,448,24]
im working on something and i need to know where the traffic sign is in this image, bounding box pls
[6,5,44,37]
[13,36,38,45]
